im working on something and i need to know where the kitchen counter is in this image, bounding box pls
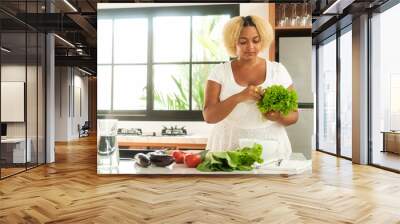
[98,153,312,175]
[117,135,208,150]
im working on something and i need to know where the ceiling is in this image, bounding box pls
[0,0,98,74]
[7,0,391,74]
[0,0,169,75]
[312,0,390,43]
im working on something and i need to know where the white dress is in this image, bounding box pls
[206,60,294,159]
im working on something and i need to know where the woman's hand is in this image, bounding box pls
[262,85,299,126]
[236,85,263,102]
[264,111,281,122]
[264,110,299,126]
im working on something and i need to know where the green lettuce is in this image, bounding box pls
[257,85,298,116]
[196,144,264,172]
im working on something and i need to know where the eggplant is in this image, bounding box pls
[150,150,167,155]
[149,154,175,167]
[134,153,151,168]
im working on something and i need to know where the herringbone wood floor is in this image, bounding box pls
[1,136,400,224]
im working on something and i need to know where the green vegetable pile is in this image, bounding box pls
[196,144,264,172]
[257,85,298,116]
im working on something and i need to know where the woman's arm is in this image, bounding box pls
[264,85,299,126]
[203,80,262,124]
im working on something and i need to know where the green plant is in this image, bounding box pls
[191,65,210,110]
[153,73,189,110]
[191,16,223,110]
[153,16,227,110]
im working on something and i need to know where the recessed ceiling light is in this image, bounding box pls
[1,47,11,53]
[63,0,78,12]
[322,0,355,15]
[78,67,92,76]
[54,34,75,48]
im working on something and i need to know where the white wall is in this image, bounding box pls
[1,65,26,81]
[75,74,89,124]
[1,65,32,138]
[1,64,46,163]
[55,66,68,141]
[279,37,313,159]
[55,67,89,141]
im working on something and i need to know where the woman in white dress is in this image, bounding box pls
[203,15,299,158]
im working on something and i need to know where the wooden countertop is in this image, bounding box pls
[117,135,208,150]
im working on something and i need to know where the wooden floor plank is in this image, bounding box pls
[0,136,400,223]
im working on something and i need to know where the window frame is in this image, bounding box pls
[314,22,352,160]
[338,25,353,159]
[0,1,47,179]
[368,0,400,173]
[97,4,239,121]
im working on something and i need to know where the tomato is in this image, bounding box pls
[171,150,186,164]
[184,153,202,168]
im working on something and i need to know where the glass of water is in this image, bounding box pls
[97,119,119,168]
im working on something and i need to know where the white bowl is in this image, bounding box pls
[239,138,284,162]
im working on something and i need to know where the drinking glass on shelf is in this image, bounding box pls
[290,3,298,27]
[278,4,289,27]
[297,3,304,26]
[300,2,308,27]
[276,4,281,27]
[306,2,312,26]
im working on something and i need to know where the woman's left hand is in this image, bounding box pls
[264,110,299,126]
[264,111,281,122]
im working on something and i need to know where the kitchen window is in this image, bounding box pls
[97,5,239,120]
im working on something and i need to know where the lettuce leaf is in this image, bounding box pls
[196,144,264,172]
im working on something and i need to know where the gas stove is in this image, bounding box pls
[118,126,188,136]
[161,126,187,136]
[118,128,142,136]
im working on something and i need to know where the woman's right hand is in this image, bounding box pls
[236,85,263,102]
